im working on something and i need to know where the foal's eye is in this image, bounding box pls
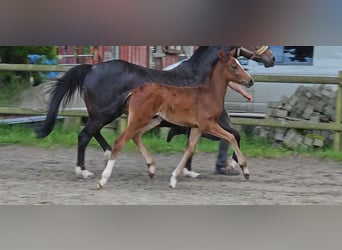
[232,64,238,69]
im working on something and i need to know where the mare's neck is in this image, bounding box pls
[172,47,221,80]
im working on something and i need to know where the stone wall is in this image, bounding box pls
[256,85,338,149]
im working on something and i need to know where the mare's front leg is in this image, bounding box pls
[170,128,202,188]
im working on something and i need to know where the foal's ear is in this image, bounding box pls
[218,50,230,62]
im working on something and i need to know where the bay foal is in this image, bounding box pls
[97,51,254,189]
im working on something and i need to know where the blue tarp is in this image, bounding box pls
[28,54,59,79]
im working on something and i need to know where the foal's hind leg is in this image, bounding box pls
[170,128,202,188]
[97,115,157,189]
[97,130,133,189]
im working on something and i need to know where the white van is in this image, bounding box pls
[226,46,342,114]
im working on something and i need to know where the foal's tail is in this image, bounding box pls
[35,64,92,138]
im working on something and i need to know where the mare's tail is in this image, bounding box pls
[35,64,92,138]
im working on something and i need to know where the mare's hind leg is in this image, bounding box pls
[170,128,202,189]
[76,126,96,179]
[76,117,111,179]
[94,132,112,158]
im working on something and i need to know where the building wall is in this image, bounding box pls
[119,46,149,67]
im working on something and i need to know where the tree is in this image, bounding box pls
[0,46,57,64]
[0,46,57,87]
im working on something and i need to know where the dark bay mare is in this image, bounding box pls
[97,51,254,189]
[36,46,275,179]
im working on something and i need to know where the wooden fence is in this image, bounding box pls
[0,64,341,151]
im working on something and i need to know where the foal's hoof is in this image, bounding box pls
[243,173,250,180]
[97,182,104,190]
[169,176,177,189]
[149,173,154,179]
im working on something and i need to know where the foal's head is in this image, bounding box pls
[218,51,254,88]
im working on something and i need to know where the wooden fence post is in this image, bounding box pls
[334,71,342,151]
[63,117,82,130]
[117,117,128,134]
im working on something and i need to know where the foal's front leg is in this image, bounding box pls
[206,122,249,179]
[170,128,202,188]
[132,117,162,178]
[132,134,156,179]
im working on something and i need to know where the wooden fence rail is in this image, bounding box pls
[0,64,341,151]
[0,63,71,72]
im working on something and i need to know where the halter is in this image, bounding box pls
[236,46,269,60]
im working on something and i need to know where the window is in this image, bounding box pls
[270,46,314,65]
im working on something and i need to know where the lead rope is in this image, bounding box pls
[236,47,241,57]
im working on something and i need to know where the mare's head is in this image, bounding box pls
[235,46,275,68]
[218,50,254,88]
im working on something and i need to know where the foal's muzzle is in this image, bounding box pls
[243,78,254,88]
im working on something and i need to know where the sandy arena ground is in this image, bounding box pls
[0,145,341,205]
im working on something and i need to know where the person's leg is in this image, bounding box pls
[215,109,240,176]
[214,138,240,175]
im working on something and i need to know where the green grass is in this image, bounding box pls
[0,72,30,106]
[0,123,341,161]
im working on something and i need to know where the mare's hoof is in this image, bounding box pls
[149,173,154,179]
[183,168,201,178]
[75,167,95,179]
[82,171,95,179]
[243,173,250,180]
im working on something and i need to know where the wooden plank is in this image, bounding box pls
[231,117,342,132]
[0,64,72,72]
[0,107,88,117]
[0,64,341,85]
[252,75,340,84]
